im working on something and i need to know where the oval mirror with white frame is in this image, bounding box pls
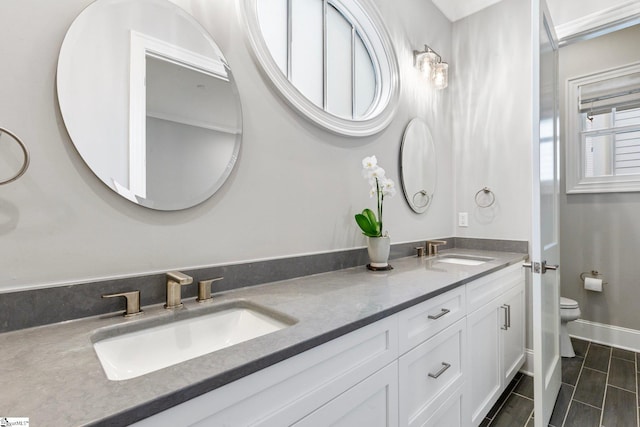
[400,118,437,213]
[241,0,399,137]
[57,0,242,211]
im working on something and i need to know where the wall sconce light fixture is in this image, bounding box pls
[413,45,448,90]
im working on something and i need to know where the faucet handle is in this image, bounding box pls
[197,277,224,303]
[166,270,193,285]
[426,240,448,256]
[102,291,143,317]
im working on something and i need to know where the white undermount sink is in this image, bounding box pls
[435,254,494,266]
[92,301,296,381]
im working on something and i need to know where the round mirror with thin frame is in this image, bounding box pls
[57,0,242,211]
[400,118,437,213]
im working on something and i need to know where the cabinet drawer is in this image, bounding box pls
[292,361,399,427]
[399,318,466,427]
[422,385,464,427]
[466,262,524,313]
[398,286,465,354]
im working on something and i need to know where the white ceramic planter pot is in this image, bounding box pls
[367,236,390,268]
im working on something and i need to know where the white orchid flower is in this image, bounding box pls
[357,155,394,238]
[364,166,386,183]
[362,155,377,169]
[380,177,396,197]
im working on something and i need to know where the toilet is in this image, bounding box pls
[560,297,581,357]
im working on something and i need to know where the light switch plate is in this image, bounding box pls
[458,212,469,227]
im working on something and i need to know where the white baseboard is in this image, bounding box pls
[521,349,534,376]
[520,319,640,376]
[568,319,640,352]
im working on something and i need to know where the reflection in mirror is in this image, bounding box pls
[400,118,437,214]
[244,0,399,136]
[57,0,242,210]
[257,0,378,120]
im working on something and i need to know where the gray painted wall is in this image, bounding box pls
[560,24,640,330]
[452,0,534,347]
[0,0,454,291]
[452,0,533,243]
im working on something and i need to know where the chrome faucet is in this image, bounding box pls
[165,271,193,309]
[426,240,447,256]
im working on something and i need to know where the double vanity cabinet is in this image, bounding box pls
[134,262,525,427]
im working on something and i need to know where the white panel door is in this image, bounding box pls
[530,0,561,425]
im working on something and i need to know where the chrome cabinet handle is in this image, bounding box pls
[428,362,451,379]
[506,304,511,328]
[428,308,450,320]
[501,304,509,330]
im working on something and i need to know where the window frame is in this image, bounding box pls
[566,61,640,193]
[241,0,400,137]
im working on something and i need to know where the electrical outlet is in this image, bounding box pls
[458,212,469,227]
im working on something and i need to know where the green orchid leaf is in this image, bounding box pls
[362,209,381,235]
[355,209,381,237]
[355,213,376,235]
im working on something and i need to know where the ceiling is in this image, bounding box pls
[431,0,640,43]
[432,0,635,25]
[431,0,503,22]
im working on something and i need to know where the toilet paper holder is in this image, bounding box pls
[579,270,608,286]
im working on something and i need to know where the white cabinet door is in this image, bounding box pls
[466,297,501,427]
[501,281,525,385]
[467,272,526,427]
[293,361,399,427]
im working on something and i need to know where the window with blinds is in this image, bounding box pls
[567,62,640,193]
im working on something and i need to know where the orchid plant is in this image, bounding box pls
[355,155,396,237]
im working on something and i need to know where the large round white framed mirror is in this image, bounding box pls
[240,0,399,137]
[400,118,437,213]
[57,0,242,211]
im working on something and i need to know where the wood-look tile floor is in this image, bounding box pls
[481,338,640,427]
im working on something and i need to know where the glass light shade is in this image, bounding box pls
[433,62,448,90]
[417,51,439,79]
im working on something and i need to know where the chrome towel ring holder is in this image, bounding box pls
[412,190,430,208]
[474,187,495,208]
[0,127,30,185]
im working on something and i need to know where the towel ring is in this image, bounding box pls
[475,187,495,208]
[0,127,30,185]
[412,190,430,208]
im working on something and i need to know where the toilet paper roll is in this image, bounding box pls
[584,277,603,292]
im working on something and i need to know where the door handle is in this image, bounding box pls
[542,261,559,273]
[523,261,559,274]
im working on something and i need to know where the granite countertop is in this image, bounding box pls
[1,249,526,426]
